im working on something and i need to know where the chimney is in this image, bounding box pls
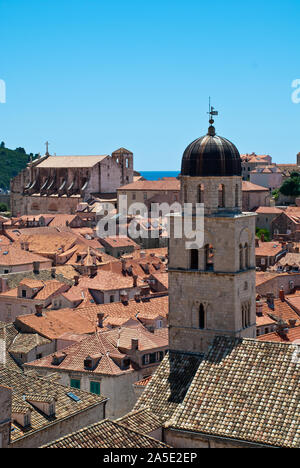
[288,318,297,328]
[74,275,79,286]
[131,338,139,351]
[295,247,300,254]
[121,258,127,275]
[120,291,129,305]
[140,251,146,258]
[33,261,40,274]
[97,312,104,328]
[261,233,265,243]
[89,265,97,278]
[133,275,138,288]
[35,304,43,317]
[279,289,285,302]
[51,267,56,278]
[21,242,29,251]
[134,292,141,302]
[256,301,263,316]
[266,293,275,309]
[0,278,8,293]
[288,242,293,252]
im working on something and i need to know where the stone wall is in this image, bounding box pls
[0,385,12,449]
[164,428,264,448]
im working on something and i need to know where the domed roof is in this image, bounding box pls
[181,125,242,177]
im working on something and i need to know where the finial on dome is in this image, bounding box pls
[207,97,218,136]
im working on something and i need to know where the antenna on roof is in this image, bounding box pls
[207,97,218,136]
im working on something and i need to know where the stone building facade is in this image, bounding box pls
[168,125,257,354]
[11,148,133,216]
[0,385,12,449]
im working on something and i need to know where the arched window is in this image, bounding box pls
[199,304,205,329]
[242,302,251,328]
[235,184,239,207]
[205,244,214,271]
[218,184,225,208]
[190,249,198,270]
[197,184,204,204]
[244,243,249,269]
[239,244,244,270]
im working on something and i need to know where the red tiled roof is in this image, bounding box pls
[261,298,300,326]
[0,246,51,266]
[255,207,283,214]
[257,326,300,343]
[118,180,180,191]
[134,375,152,387]
[15,308,96,340]
[255,241,283,257]
[242,181,269,192]
[25,332,130,376]
[100,236,139,249]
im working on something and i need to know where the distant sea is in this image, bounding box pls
[140,171,180,181]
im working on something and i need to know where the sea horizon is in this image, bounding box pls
[139,171,180,181]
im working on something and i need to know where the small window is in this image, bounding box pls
[70,379,81,389]
[219,185,225,208]
[24,414,30,427]
[149,353,156,364]
[239,245,244,270]
[205,245,214,271]
[36,353,42,360]
[197,184,204,204]
[90,381,101,395]
[143,354,150,365]
[22,290,27,298]
[190,249,199,270]
[110,295,115,303]
[199,304,205,329]
[244,243,249,269]
[235,184,239,207]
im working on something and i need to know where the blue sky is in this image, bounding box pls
[1,0,300,170]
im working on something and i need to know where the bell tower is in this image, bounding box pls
[168,108,257,354]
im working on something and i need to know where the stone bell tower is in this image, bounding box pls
[168,110,257,354]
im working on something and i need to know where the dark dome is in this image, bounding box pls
[181,126,241,177]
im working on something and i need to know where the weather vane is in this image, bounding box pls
[207,97,219,125]
[45,141,50,156]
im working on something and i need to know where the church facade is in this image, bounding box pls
[10,148,133,216]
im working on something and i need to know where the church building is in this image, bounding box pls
[131,114,300,449]
[10,147,133,216]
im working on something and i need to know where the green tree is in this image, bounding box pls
[0,203,8,212]
[279,174,300,197]
[256,228,270,242]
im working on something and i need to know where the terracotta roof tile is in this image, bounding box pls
[117,408,162,434]
[15,308,95,340]
[257,326,300,343]
[242,181,269,192]
[118,180,180,191]
[0,367,106,443]
[41,419,168,448]
[166,336,300,448]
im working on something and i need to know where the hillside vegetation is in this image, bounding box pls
[0,141,38,191]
